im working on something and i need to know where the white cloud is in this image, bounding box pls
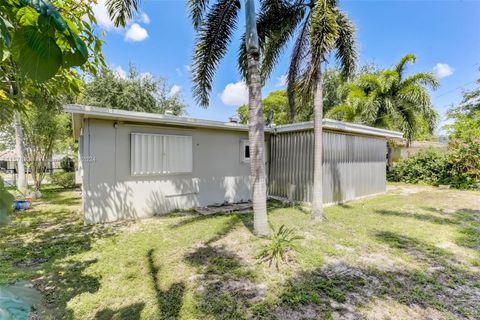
[125,23,149,42]
[433,63,454,79]
[139,12,150,24]
[92,0,115,30]
[220,81,249,106]
[169,85,182,96]
[275,74,287,87]
[113,65,127,79]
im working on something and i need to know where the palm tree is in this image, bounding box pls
[244,0,357,220]
[327,54,439,170]
[106,0,270,236]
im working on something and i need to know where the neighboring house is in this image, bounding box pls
[0,150,66,174]
[66,104,402,224]
[0,150,17,172]
[392,140,448,161]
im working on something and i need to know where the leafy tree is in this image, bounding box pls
[448,73,480,117]
[23,95,69,191]
[1,0,104,194]
[78,65,187,116]
[237,90,289,125]
[328,54,439,143]
[250,0,357,220]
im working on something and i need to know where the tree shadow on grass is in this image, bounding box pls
[0,188,123,318]
[376,207,480,257]
[375,209,460,225]
[252,231,480,319]
[184,244,264,319]
[146,249,185,320]
[95,302,145,320]
[36,258,101,318]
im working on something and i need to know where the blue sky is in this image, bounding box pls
[92,0,480,132]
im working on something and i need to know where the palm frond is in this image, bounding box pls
[192,0,241,107]
[287,16,310,119]
[334,11,357,79]
[106,0,139,27]
[259,1,305,82]
[402,72,439,90]
[394,53,416,80]
[303,1,339,94]
[188,0,211,30]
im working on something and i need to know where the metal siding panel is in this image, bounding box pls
[268,129,387,204]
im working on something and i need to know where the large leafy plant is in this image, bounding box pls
[0,177,14,226]
[1,0,94,82]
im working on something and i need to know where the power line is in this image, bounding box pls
[434,79,477,98]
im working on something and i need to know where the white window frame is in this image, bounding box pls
[240,139,250,163]
[131,133,192,176]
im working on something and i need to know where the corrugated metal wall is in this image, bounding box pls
[269,130,387,204]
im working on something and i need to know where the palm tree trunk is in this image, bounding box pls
[245,0,269,236]
[311,70,323,221]
[13,110,27,195]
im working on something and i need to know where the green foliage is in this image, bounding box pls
[389,149,449,185]
[390,143,480,190]
[446,111,480,141]
[258,225,302,270]
[237,90,289,124]
[1,0,104,122]
[50,172,75,189]
[0,176,14,226]
[445,139,480,189]
[22,91,69,190]
[329,54,438,143]
[60,156,75,173]
[1,0,99,82]
[78,65,187,116]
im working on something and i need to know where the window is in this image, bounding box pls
[131,133,192,175]
[240,139,250,163]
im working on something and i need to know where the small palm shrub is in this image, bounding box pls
[258,225,303,270]
[51,172,76,189]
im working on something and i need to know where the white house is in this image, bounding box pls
[66,104,402,223]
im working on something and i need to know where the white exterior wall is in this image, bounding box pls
[80,119,251,223]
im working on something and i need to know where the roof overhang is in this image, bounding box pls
[272,120,403,139]
[64,104,403,140]
[65,104,250,140]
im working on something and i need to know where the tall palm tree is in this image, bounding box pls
[106,0,270,236]
[242,0,357,220]
[327,54,439,170]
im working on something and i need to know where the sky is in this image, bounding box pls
[92,0,480,133]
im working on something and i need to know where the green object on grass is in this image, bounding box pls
[0,177,14,226]
[0,281,41,320]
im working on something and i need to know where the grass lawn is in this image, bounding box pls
[0,184,479,319]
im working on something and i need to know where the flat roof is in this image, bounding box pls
[65,104,403,139]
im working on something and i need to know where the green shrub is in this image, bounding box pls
[443,139,480,189]
[0,177,14,226]
[258,225,302,270]
[389,148,448,185]
[389,142,480,190]
[51,172,76,189]
[60,156,75,172]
